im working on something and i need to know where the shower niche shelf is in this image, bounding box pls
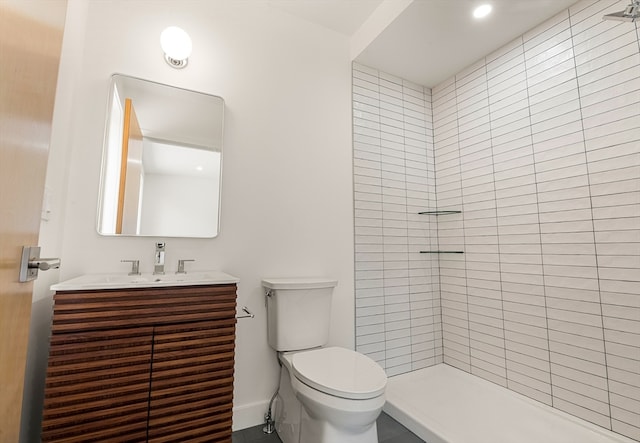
[418,210,461,215]
[420,250,464,254]
[419,210,464,254]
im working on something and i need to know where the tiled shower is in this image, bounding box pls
[353,0,639,441]
[353,64,443,376]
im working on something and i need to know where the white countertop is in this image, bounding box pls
[51,270,240,291]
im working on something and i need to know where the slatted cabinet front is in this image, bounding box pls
[42,284,237,443]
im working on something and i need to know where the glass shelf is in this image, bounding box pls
[418,210,461,215]
[420,250,464,254]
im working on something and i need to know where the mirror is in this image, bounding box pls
[97,74,223,238]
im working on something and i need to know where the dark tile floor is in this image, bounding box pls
[232,411,425,443]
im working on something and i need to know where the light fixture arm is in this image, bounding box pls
[164,53,188,69]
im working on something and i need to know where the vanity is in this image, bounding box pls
[41,271,239,442]
[39,73,235,441]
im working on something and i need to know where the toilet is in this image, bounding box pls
[263,278,387,443]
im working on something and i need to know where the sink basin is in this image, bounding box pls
[51,271,239,291]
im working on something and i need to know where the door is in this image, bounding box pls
[0,2,66,441]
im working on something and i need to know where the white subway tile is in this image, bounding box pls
[508,378,553,405]
[524,11,569,51]
[583,103,640,132]
[550,340,607,367]
[601,291,640,308]
[546,286,601,304]
[507,357,551,385]
[526,46,575,80]
[611,416,640,440]
[609,379,640,404]
[549,329,605,352]
[544,264,599,280]
[487,36,523,67]
[570,0,618,29]
[607,354,640,376]
[353,62,378,75]
[545,274,600,291]
[353,27,640,433]
[379,72,402,87]
[608,366,640,389]
[548,318,604,341]
[553,386,611,416]
[551,351,608,378]
[582,89,640,122]
[574,25,638,61]
[576,42,640,78]
[579,53,640,92]
[535,164,589,184]
[580,65,640,100]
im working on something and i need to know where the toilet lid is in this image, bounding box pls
[291,347,387,400]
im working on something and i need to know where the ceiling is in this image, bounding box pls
[268,0,385,35]
[270,0,581,87]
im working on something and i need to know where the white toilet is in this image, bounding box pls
[263,278,387,443]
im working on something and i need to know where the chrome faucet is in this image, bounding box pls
[154,242,165,275]
[176,259,195,274]
[121,259,140,276]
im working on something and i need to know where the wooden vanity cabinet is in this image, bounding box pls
[41,284,237,443]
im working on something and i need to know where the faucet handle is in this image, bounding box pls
[121,259,140,276]
[176,259,195,274]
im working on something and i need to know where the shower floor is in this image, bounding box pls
[384,364,635,443]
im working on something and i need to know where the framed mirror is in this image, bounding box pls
[97,74,224,238]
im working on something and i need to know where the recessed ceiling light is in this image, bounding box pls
[473,4,493,19]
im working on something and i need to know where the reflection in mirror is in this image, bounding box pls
[97,74,223,238]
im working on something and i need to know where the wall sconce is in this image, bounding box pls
[160,26,192,69]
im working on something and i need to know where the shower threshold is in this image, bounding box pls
[383,364,636,443]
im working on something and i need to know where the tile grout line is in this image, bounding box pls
[484,54,510,386]
[568,6,614,430]
[452,74,473,373]
[522,27,555,408]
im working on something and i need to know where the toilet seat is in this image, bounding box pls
[290,347,387,400]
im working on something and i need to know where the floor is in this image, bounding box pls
[232,411,425,443]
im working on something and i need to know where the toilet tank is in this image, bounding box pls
[263,278,337,351]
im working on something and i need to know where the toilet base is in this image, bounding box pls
[275,360,383,443]
[300,409,379,443]
[274,364,302,443]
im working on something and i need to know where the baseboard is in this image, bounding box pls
[233,399,270,431]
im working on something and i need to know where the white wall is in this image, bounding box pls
[22,0,354,439]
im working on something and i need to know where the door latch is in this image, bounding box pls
[19,246,61,282]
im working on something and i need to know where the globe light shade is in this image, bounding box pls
[160,26,192,68]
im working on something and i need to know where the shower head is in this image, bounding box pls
[603,0,640,22]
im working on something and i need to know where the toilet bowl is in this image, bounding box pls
[275,347,386,443]
[263,278,387,443]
